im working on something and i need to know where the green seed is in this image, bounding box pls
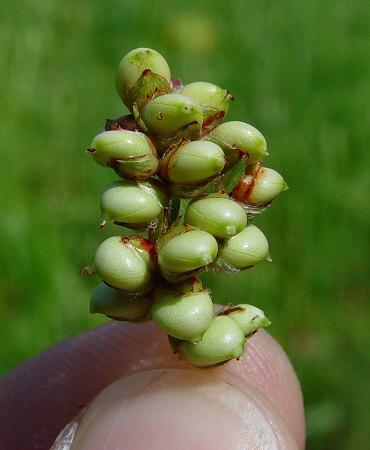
[90,235,156,292]
[207,121,268,166]
[115,47,171,110]
[157,228,218,281]
[90,282,153,321]
[114,153,159,181]
[181,81,233,130]
[184,316,246,367]
[140,93,203,136]
[185,195,247,239]
[220,304,270,337]
[87,130,158,180]
[151,279,214,342]
[100,179,168,229]
[159,140,225,185]
[217,224,269,269]
[233,165,288,206]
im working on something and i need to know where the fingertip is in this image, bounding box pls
[1,322,305,450]
[58,369,299,450]
[225,330,306,449]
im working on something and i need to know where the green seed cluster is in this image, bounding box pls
[82,47,287,367]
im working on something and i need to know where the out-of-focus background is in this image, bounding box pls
[1,0,368,448]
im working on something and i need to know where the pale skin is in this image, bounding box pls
[0,320,305,449]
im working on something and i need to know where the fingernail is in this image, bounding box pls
[50,421,79,450]
[51,368,297,449]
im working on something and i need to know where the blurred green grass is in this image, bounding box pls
[0,0,369,448]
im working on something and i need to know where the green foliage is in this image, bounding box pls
[0,0,368,448]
